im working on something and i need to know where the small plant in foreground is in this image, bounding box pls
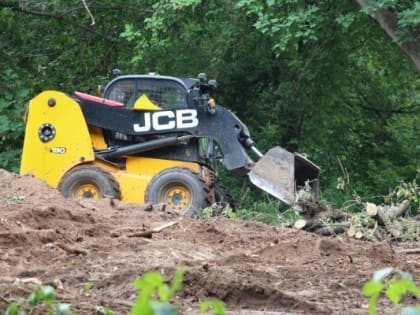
[5,285,71,315]
[131,270,184,315]
[200,205,236,219]
[236,199,282,225]
[362,267,420,315]
[131,269,226,315]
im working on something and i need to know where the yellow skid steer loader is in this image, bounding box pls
[20,72,319,216]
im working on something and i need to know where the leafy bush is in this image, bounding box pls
[0,69,31,172]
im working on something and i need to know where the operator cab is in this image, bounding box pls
[98,72,222,170]
[101,72,217,110]
[103,75,190,110]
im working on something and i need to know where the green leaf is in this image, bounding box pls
[83,282,94,291]
[135,272,164,289]
[131,300,153,315]
[362,280,383,296]
[27,290,42,306]
[368,294,379,315]
[385,281,406,305]
[105,307,115,315]
[335,13,356,29]
[5,303,19,315]
[41,285,56,304]
[131,272,163,315]
[158,285,171,302]
[400,278,420,295]
[170,269,185,295]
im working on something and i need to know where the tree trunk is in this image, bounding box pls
[354,0,420,71]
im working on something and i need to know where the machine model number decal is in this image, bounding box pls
[50,147,67,154]
[133,109,199,132]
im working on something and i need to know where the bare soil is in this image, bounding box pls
[0,169,419,314]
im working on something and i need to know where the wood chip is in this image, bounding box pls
[347,225,356,237]
[355,231,364,239]
[294,219,307,230]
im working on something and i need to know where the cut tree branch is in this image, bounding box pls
[80,0,95,26]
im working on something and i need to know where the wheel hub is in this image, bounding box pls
[165,185,191,212]
[75,183,100,199]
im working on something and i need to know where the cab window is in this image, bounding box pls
[106,78,188,109]
[137,85,186,109]
[133,79,187,109]
[106,79,136,105]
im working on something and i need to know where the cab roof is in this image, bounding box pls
[107,74,200,91]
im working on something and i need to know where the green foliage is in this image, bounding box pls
[235,196,283,225]
[362,268,420,315]
[131,269,184,315]
[399,2,420,28]
[387,171,420,213]
[201,206,236,220]
[120,0,203,66]
[83,282,94,292]
[0,69,31,171]
[130,269,225,315]
[4,285,72,315]
[359,0,420,44]
[237,0,325,53]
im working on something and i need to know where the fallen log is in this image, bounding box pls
[376,200,410,238]
[386,200,410,219]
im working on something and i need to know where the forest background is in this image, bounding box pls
[0,0,418,209]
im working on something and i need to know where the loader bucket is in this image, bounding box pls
[248,146,320,205]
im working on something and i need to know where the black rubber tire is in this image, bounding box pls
[214,181,235,211]
[145,168,207,218]
[58,165,121,200]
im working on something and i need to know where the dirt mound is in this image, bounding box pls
[0,169,418,314]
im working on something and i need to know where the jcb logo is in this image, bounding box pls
[133,109,199,132]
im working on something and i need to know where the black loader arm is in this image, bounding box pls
[78,98,255,174]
